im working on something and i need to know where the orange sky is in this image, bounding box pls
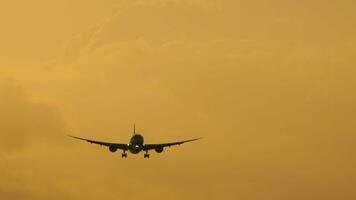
[0,0,356,199]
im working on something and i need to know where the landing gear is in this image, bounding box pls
[122,151,127,158]
[144,150,150,158]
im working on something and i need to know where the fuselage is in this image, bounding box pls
[129,134,144,154]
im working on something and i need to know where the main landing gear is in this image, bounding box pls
[121,151,127,158]
[144,150,150,158]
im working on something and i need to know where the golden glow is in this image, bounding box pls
[1,0,356,199]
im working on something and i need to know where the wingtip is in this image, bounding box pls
[67,135,82,140]
[189,137,203,142]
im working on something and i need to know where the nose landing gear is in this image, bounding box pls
[144,150,150,158]
[122,151,127,158]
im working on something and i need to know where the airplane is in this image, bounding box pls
[68,124,201,158]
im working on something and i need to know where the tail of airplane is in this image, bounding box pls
[133,123,136,135]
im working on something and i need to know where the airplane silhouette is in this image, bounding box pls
[68,124,201,158]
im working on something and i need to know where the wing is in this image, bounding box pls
[143,138,201,150]
[68,135,129,150]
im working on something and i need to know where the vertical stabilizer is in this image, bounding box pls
[133,123,136,135]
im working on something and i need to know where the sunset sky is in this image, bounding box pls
[1,0,355,199]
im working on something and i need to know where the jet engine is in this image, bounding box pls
[155,146,164,153]
[109,145,118,152]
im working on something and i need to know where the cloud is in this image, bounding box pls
[1,1,356,200]
[0,188,29,200]
[0,80,67,152]
[0,80,72,199]
[59,0,224,63]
